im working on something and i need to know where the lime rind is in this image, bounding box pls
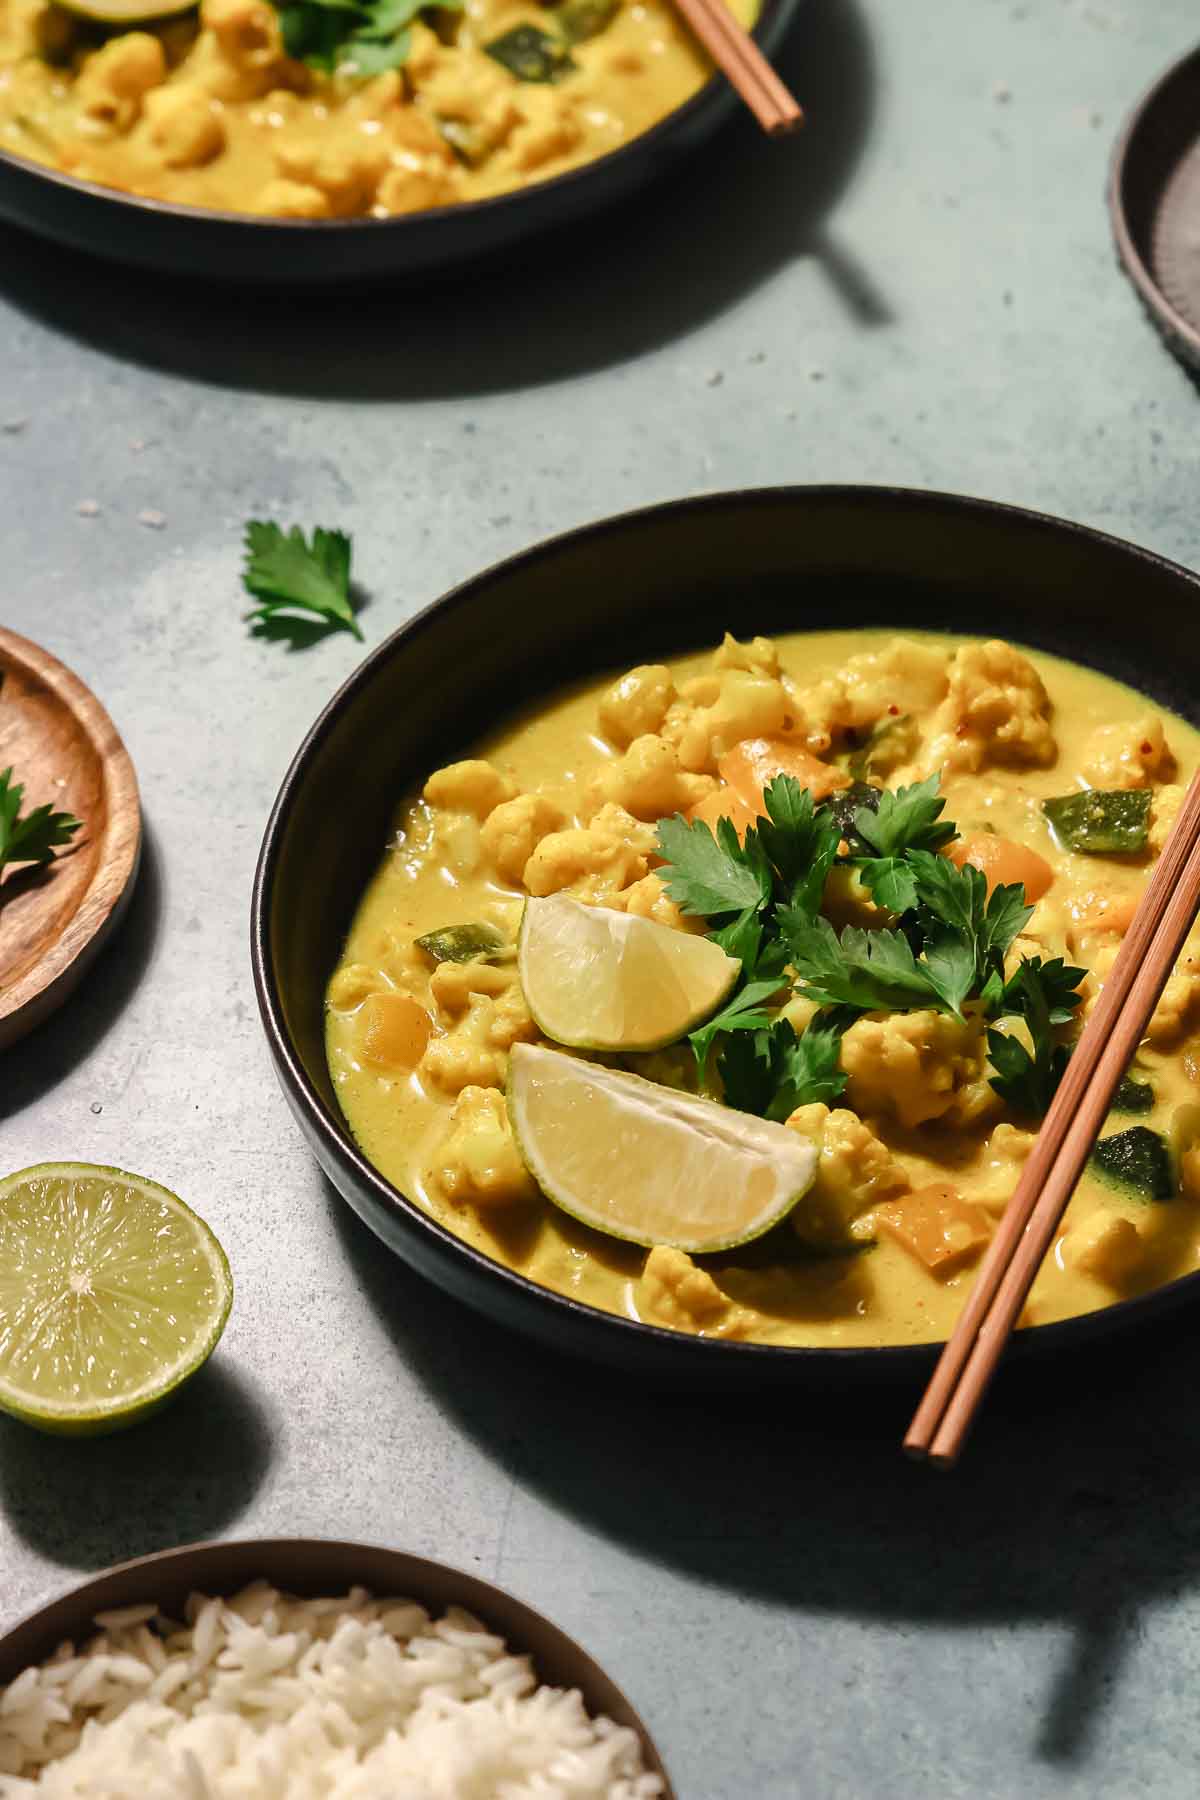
[507,1044,818,1254]
[0,1162,233,1437]
[517,895,740,1054]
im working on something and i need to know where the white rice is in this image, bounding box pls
[0,1582,664,1799]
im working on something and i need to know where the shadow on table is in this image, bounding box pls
[0,822,163,1122]
[331,1192,1200,1770]
[0,1359,272,1571]
[0,0,883,400]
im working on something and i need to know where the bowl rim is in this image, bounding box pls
[1107,39,1200,365]
[251,482,1200,1370]
[0,1534,673,1791]
[0,0,788,236]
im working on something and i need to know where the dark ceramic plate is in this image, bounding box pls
[252,485,1200,1382]
[1110,40,1200,372]
[0,1537,674,1794]
[0,0,799,284]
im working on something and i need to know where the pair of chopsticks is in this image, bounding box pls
[671,0,803,137]
[906,767,1200,1468]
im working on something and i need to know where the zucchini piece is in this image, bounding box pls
[557,0,617,39]
[820,780,882,845]
[1042,789,1151,855]
[484,23,574,79]
[1091,1126,1174,1200]
[414,922,508,964]
[1112,1074,1154,1115]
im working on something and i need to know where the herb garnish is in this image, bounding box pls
[242,522,362,642]
[655,766,1081,1122]
[0,767,81,875]
[276,0,461,76]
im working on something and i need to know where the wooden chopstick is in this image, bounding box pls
[905,766,1200,1467]
[670,0,803,137]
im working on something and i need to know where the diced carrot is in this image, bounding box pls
[686,787,760,840]
[873,1183,992,1276]
[1070,888,1142,936]
[356,992,433,1069]
[949,834,1054,901]
[718,737,850,811]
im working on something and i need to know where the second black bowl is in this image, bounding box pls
[252,485,1200,1381]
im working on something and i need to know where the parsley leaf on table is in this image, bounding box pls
[0,767,81,874]
[718,1019,848,1121]
[242,522,362,642]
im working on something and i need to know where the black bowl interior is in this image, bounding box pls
[0,1538,674,1795]
[0,0,799,283]
[255,485,1200,1378]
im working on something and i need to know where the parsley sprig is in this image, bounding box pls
[276,0,461,76]
[985,955,1086,1114]
[0,767,81,875]
[242,522,362,643]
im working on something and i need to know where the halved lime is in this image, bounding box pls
[507,1043,818,1253]
[517,895,740,1053]
[0,1163,232,1436]
[55,0,198,22]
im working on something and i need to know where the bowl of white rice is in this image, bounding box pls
[0,1537,673,1798]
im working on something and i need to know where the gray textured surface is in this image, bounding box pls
[4,0,1200,1794]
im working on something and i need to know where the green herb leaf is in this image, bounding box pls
[905,850,1033,1004]
[718,1019,847,1121]
[853,771,958,859]
[818,780,881,849]
[688,973,787,1082]
[985,958,1075,1115]
[655,812,772,918]
[779,915,943,1014]
[986,953,1087,1026]
[757,775,841,915]
[243,522,361,640]
[0,767,82,874]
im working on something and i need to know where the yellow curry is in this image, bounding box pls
[0,0,752,217]
[326,630,1200,1349]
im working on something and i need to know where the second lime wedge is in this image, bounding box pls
[0,1163,232,1436]
[508,1043,818,1253]
[518,894,740,1052]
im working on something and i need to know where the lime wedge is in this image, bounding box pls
[507,1044,818,1253]
[518,895,740,1053]
[0,1164,232,1436]
[56,0,197,21]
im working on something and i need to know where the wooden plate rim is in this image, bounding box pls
[0,626,141,1046]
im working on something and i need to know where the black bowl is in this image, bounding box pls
[0,1537,675,1796]
[0,0,800,283]
[252,485,1200,1381]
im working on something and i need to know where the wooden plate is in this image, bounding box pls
[0,629,140,1048]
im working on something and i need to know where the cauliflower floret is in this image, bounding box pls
[586,735,715,821]
[480,793,565,885]
[921,640,1055,774]
[1060,1210,1146,1286]
[522,825,646,901]
[429,959,512,1019]
[1081,716,1175,790]
[638,1246,751,1338]
[597,664,676,748]
[841,1010,994,1129]
[423,759,517,819]
[784,1104,910,1244]
[712,632,780,676]
[1145,951,1200,1046]
[433,1086,537,1208]
[607,872,703,933]
[976,1121,1036,1214]
[660,670,791,774]
[1150,784,1185,853]
[791,639,950,752]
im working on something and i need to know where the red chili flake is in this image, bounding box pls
[955,722,969,736]
[887,704,900,715]
[1140,741,1153,756]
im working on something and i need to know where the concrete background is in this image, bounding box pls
[4,0,1200,1793]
